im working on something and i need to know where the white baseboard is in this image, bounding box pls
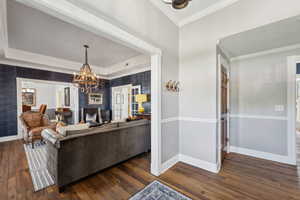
[160,154,219,174]
[0,135,22,143]
[160,155,179,174]
[230,146,296,165]
[179,154,219,173]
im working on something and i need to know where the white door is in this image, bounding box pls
[112,85,132,121]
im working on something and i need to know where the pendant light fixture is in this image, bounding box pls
[73,45,100,94]
[162,0,192,9]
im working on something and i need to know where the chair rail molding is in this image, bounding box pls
[230,114,288,121]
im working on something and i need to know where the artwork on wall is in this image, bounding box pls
[64,87,70,106]
[22,88,36,106]
[88,93,103,105]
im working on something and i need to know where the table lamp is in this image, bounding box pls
[135,94,148,114]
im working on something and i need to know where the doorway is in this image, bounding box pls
[221,66,229,163]
[294,63,300,166]
[16,78,79,137]
[217,53,230,170]
[111,84,132,121]
[19,0,163,176]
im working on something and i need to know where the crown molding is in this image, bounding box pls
[4,47,109,75]
[1,48,151,80]
[231,43,300,62]
[149,0,180,26]
[105,54,150,74]
[178,0,240,27]
[108,66,151,80]
[150,0,240,27]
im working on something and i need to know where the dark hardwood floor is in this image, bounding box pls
[1,140,300,200]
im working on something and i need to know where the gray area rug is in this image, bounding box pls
[130,180,191,200]
[23,143,55,192]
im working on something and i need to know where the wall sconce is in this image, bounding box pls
[166,80,179,92]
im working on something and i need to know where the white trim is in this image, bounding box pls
[111,84,133,121]
[0,57,151,80]
[0,135,22,143]
[179,117,217,123]
[231,43,300,62]
[160,155,179,174]
[0,0,8,55]
[230,146,295,165]
[108,66,151,80]
[151,54,162,176]
[16,78,23,139]
[178,0,240,27]
[217,54,222,172]
[179,154,219,173]
[105,55,150,75]
[159,154,219,174]
[15,0,162,177]
[4,48,107,76]
[150,0,239,27]
[161,117,179,124]
[161,117,218,124]
[0,58,75,75]
[230,114,287,121]
[287,56,300,166]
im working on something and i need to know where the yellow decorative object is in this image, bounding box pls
[135,94,148,114]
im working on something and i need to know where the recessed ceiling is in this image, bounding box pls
[220,15,300,58]
[149,0,239,27]
[7,0,142,68]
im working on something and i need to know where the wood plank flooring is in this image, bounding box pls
[1,140,300,200]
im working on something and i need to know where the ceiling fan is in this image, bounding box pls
[162,0,192,9]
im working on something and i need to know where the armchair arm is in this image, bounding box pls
[19,116,29,140]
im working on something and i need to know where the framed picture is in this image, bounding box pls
[88,93,103,105]
[22,88,36,106]
[64,87,70,106]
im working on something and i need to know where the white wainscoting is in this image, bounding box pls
[230,146,295,165]
[229,114,295,165]
[160,116,219,174]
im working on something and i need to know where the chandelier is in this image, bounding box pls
[73,45,100,94]
[162,0,192,9]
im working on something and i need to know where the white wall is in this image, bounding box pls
[22,81,57,109]
[179,0,300,166]
[230,48,300,156]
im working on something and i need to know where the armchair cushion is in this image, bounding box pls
[22,112,43,128]
[29,124,56,138]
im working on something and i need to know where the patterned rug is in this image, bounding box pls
[130,180,191,200]
[23,143,55,192]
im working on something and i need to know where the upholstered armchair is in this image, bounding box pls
[20,111,56,148]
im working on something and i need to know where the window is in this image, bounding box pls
[131,85,141,116]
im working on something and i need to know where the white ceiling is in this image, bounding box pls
[220,16,300,58]
[7,0,142,68]
[149,0,239,27]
